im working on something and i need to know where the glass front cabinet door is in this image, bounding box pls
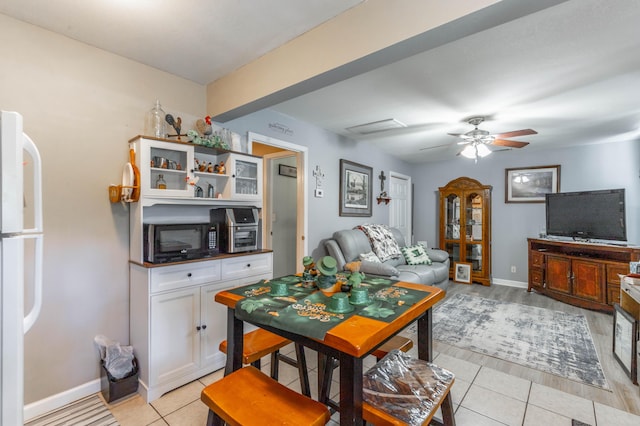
[227,153,263,200]
[439,177,492,286]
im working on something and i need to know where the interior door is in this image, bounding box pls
[389,172,412,245]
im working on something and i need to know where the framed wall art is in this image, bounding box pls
[278,164,297,178]
[613,303,638,384]
[339,159,372,217]
[505,165,560,203]
[454,262,472,284]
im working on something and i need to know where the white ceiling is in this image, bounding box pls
[0,0,363,85]
[2,0,639,163]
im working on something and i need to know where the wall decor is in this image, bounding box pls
[505,165,560,203]
[613,303,638,384]
[454,262,472,284]
[278,164,297,178]
[339,159,372,217]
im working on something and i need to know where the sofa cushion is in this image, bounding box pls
[359,261,400,277]
[400,244,432,265]
[396,265,436,284]
[333,229,374,266]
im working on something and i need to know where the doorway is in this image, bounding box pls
[248,132,308,276]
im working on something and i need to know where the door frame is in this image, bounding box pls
[248,132,308,272]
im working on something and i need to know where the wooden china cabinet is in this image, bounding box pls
[439,177,492,286]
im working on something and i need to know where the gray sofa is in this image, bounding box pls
[324,227,451,288]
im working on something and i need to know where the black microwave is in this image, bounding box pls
[144,223,218,264]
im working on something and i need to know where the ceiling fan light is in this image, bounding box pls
[461,144,477,159]
[477,143,492,157]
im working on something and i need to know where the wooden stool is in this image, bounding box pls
[372,335,414,361]
[201,366,330,426]
[362,350,456,426]
[219,328,311,396]
[319,335,414,411]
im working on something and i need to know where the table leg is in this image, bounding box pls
[417,308,433,361]
[224,308,244,376]
[339,353,364,426]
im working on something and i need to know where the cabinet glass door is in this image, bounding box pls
[465,193,483,242]
[229,154,262,200]
[444,194,460,240]
[466,244,483,272]
[139,138,194,198]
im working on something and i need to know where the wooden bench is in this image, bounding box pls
[219,328,310,396]
[201,366,330,426]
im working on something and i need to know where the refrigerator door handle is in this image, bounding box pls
[22,133,43,234]
[23,233,43,333]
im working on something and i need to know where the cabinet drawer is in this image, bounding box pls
[221,253,273,281]
[531,252,545,268]
[150,260,221,293]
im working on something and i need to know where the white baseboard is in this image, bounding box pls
[24,378,101,422]
[492,278,528,289]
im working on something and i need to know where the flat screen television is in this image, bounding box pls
[545,189,626,242]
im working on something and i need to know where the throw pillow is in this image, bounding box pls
[359,251,381,263]
[401,244,432,265]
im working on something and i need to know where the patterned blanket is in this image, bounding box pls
[356,224,401,262]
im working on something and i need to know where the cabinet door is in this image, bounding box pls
[150,288,200,385]
[572,259,605,302]
[138,138,194,198]
[228,154,263,200]
[200,282,235,368]
[546,255,571,294]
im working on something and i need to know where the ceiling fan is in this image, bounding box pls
[449,116,537,149]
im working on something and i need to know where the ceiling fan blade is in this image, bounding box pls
[491,139,529,148]
[419,143,452,151]
[494,129,537,139]
[447,132,462,137]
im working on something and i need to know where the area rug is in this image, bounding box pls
[431,294,609,389]
[26,394,119,426]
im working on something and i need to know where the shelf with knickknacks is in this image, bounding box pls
[376,171,391,204]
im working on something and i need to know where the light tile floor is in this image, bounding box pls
[102,344,640,426]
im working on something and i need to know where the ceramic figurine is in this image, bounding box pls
[345,261,365,288]
[315,256,338,292]
[302,256,317,284]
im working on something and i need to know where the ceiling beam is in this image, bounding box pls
[207,0,569,122]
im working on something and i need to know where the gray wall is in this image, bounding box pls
[222,108,415,259]
[411,139,640,284]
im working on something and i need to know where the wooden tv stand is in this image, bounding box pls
[528,238,640,312]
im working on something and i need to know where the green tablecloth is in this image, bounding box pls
[231,275,430,340]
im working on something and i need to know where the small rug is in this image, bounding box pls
[26,394,119,426]
[431,294,609,389]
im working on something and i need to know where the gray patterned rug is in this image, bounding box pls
[431,294,609,389]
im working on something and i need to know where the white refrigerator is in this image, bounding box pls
[0,111,43,425]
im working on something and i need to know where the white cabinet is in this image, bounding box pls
[129,136,264,204]
[130,252,273,403]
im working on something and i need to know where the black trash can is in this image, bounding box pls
[100,357,139,403]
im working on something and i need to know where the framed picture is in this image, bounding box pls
[278,164,297,178]
[339,159,372,217]
[454,262,472,284]
[612,303,638,384]
[505,165,560,203]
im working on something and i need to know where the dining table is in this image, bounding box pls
[214,274,445,425]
